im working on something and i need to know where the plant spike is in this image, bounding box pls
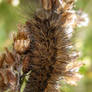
[0,0,89,92]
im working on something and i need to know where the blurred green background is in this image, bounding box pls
[0,0,92,92]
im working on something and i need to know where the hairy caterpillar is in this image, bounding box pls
[0,0,89,92]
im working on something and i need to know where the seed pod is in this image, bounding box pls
[5,48,15,65]
[6,70,17,90]
[14,39,30,53]
[22,55,31,73]
[41,0,61,10]
[0,72,8,91]
[41,0,52,10]
[0,73,4,83]
[14,25,30,53]
[0,54,5,68]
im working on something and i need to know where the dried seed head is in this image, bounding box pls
[0,0,89,92]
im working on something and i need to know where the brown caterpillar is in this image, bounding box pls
[0,0,89,92]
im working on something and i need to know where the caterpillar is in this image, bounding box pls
[0,0,89,92]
